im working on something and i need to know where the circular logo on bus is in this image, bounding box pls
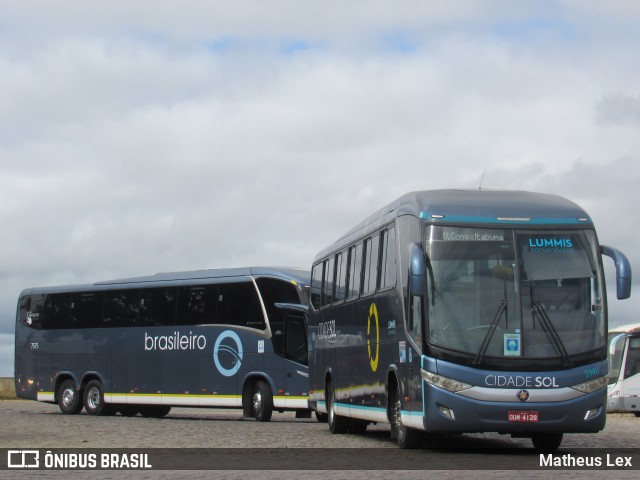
[213,330,244,377]
[367,303,380,372]
[516,389,530,402]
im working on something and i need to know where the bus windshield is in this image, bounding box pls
[426,226,605,365]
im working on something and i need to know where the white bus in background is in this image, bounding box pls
[608,323,640,416]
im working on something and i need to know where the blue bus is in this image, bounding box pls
[308,189,632,449]
[15,267,310,421]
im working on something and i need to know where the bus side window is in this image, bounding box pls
[178,285,217,326]
[363,234,380,295]
[140,287,178,327]
[217,282,265,329]
[44,293,71,329]
[408,295,423,346]
[310,263,323,310]
[285,314,308,365]
[21,295,45,330]
[346,243,363,299]
[103,290,140,328]
[322,257,335,307]
[381,227,397,289]
[70,292,102,328]
[335,251,346,303]
[624,338,640,379]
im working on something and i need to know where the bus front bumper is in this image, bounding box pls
[416,384,607,434]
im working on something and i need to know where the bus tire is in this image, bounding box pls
[83,380,115,416]
[390,388,421,449]
[252,380,273,422]
[139,406,172,418]
[327,379,348,434]
[634,412,640,418]
[531,433,563,450]
[57,379,83,415]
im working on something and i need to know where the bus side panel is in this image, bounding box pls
[163,352,199,405]
[15,355,38,400]
[127,353,162,404]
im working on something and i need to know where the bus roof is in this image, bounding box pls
[316,189,592,261]
[21,266,310,296]
[609,323,640,334]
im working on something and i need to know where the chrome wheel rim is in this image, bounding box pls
[86,387,101,410]
[252,390,262,416]
[62,388,76,408]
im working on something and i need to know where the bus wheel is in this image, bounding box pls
[57,379,83,415]
[327,379,348,434]
[531,433,563,450]
[634,412,640,418]
[139,406,172,418]
[390,388,421,449]
[252,380,273,422]
[83,380,115,416]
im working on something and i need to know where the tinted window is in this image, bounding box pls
[381,227,397,289]
[335,252,346,303]
[140,287,178,327]
[310,263,323,310]
[363,234,380,295]
[285,315,308,365]
[70,292,102,328]
[322,258,335,307]
[178,285,218,325]
[21,295,45,330]
[346,243,363,299]
[103,290,140,328]
[44,293,71,329]
[217,282,265,329]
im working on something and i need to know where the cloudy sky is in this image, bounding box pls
[1,1,639,377]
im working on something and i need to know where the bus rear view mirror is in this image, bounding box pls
[601,245,632,300]
[609,333,627,357]
[410,244,426,297]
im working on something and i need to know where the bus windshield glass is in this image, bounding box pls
[426,226,604,364]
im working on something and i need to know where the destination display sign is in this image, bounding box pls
[440,227,507,242]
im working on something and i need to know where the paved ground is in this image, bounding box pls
[1,400,639,479]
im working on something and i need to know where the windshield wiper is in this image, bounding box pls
[531,301,572,368]
[473,299,508,366]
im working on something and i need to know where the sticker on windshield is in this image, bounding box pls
[504,333,521,356]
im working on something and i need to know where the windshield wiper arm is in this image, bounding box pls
[473,300,508,366]
[532,301,572,368]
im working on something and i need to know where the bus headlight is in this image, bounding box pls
[608,390,620,399]
[571,376,608,394]
[421,369,472,393]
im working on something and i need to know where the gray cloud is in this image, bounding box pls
[595,93,640,126]
[1,1,639,376]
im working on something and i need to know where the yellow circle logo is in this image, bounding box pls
[367,303,380,372]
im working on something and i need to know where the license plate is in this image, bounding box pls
[508,410,539,423]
